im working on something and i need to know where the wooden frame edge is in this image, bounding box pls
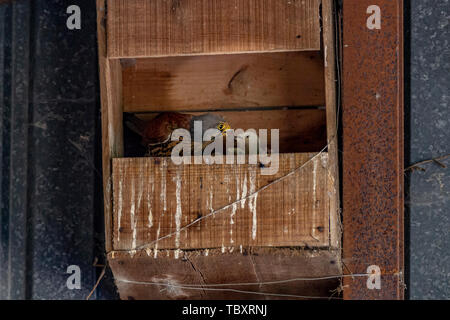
[97,0,124,253]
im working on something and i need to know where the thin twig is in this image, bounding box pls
[405,154,450,172]
[86,266,106,300]
[92,257,105,268]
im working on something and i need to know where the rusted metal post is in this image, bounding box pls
[342,0,404,299]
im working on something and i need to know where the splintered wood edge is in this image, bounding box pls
[107,247,341,261]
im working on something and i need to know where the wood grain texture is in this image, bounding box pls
[122,51,325,112]
[100,0,343,300]
[97,0,124,252]
[106,0,321,58]
[137,109,328,154]
[108,248,341,300]
[322,0,340,250]
[112,153,332,251]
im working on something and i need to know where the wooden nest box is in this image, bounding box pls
[97,0,341,299]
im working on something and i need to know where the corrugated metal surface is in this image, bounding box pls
[0,0,117,299]
[407,0,450,299]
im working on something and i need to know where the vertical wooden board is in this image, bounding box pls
[107,0,321,58]
[322,0,340,250]
[97,0,124,252]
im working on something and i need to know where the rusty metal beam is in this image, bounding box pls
[342,0,404,299]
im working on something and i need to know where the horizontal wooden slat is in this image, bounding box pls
[108,249,341,300]
[122,51,325,112]
[107,0,321,58]
[135,109,327,154]
[112,153,331,251]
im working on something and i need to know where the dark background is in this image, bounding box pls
[0,0,448,299]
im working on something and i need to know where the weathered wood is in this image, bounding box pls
[97,0,124,252]
[122,51,325,112]
[322,0,341,250]
[108,248,342,300]
[137,109,327,154]
[99,0,343,300]
[107,0,321,58]
[112,153,331,251]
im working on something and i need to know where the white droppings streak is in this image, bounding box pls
[249,167,258,241]
[131,176,144,257]
[209,188,214,214]
[147,169,154,228]
[174,168,182,249]
[154,224,161,258]
[312,158,318,237]
[313,158,318,207]
[229,175,240,244]
[117,168,123,242]
[241,173,247,208]
[321,153,328,168]
[160,159,167,213]
[130,178,137,257]
[231,176,239,225]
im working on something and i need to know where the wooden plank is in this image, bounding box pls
[322,0,340,250]
[97,0,124,252]
[112,153,331,251]
[135,109,327,154]
[122,51,325,112]
[108,248,342,300]
[106,0,321,58]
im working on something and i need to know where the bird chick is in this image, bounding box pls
[124,112,231,157]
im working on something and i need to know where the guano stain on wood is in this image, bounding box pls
[112,154,332,251]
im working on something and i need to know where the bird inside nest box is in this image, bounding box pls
[99,0,342,300]
[123,112,263,158]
